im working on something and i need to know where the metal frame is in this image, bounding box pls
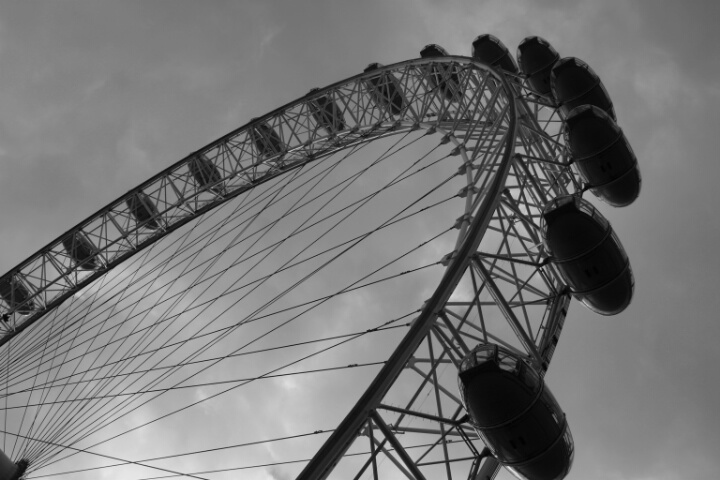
[0,57,580,479]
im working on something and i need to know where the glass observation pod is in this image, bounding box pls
[458,344,574,480]
[541,195,634,315]
[189,153,225,195]
[471,34,519,74]
[419,44,464,102]
[0,274,35,315]
[564,105,641,207]
[363,63,407,116]
[307,87,346,135]
[62,230,100,270]
[550,57,616,121]
[249,119,286,166]
[516,36,560,99]
[126,191,161,230]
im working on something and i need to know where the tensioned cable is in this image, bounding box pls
[26,125,462,470]
[27,128,426,460]
[12,360,388,408]
[2,258,436,399]
[2,136,358,368]
[30,307,419,472]
[15,138,376,458]
[0,144,348,388]
[21,160,450,468]
[28,428,336,478]
[0,430,211,480]
[5,133,388,388]
[1,125,438,384]
[123,440,458,480]
[0,187,452,399]
[32,147,456,468]
[5,148,344,464]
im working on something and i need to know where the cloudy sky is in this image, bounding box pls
[0,1,718,479]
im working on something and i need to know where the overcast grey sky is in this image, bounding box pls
[0,1,718,479]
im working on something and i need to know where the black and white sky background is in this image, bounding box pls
[0,1,718,479]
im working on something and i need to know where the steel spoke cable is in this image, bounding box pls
[28,128,428,464]
[3,144,347,381]
[45,136,436,454]
[2,132,430,390]
[0,430,211,480]
[20,220,227,462]
[8,135,368,386]
[12,284,113,460]
[0,178,450,410]
[0,67,511,477]
[11,360,389,408]
[5,147,340,381]
[31,308,419,471]
[21,143,352,438]
[5,249,439,400]
[117,440,452,480]
[27,158,319,463]
[11,124,464,472]
[29,428,336,478]
[0,323,408,404]
[35,157,456,458]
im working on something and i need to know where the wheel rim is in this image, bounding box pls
[0,57,577,480]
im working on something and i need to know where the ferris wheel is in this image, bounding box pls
[0,34,640,480]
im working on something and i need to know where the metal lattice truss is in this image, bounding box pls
[1,57,516,344]
[0,57,581,480]
[297,70,580,479]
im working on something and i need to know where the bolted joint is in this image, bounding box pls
[454,213,473,230]
[449,144,466,156]
[457,161,477,175]
[457,185,479,198]
[440,250,458,266]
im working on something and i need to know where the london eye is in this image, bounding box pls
[0,34,639,480]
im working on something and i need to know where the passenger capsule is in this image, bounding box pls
[541,195,634,315]
[517,36,560,99]
[126,192,161,230]
[363,63,407,115]
[250,120,285,164]
[459,344,574,480]
[62,231,99,270]
[0,275,35,314]
[565,106,640,207]
[550,57,616,120]
[190,154,224,195]
[471,34,519,74]
[308,88,346,135]
[420,44,463,102]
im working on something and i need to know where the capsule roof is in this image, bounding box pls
[471,34,519,74]
[420,44,450,57]
[517,36,559,97]
[551,57,616,120]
